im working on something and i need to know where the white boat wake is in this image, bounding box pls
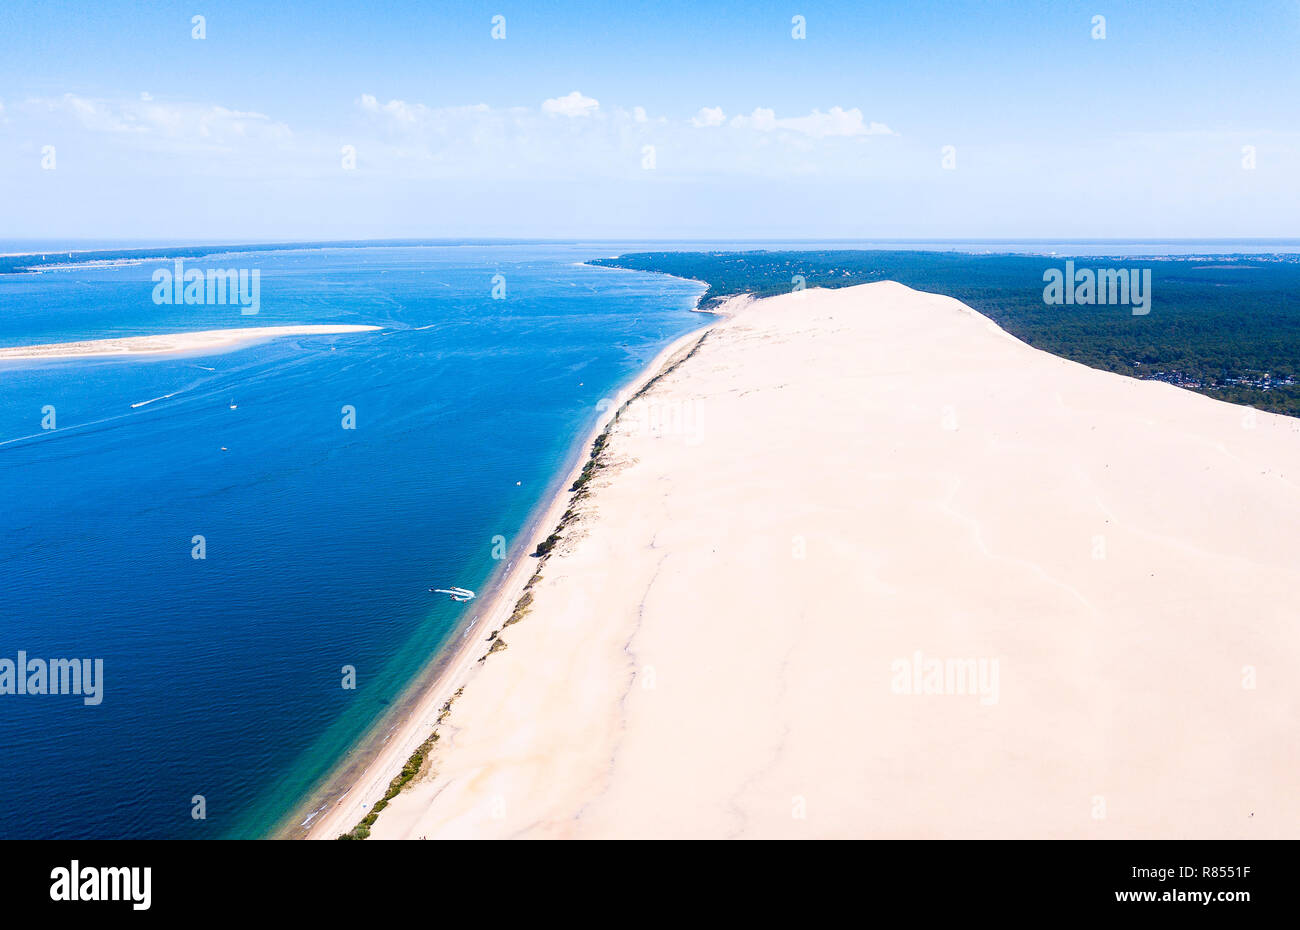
[130,390,183,408]
[431,586,475,602]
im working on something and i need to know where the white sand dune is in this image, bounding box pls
[324,282,1300,840]
[0,325,380,361]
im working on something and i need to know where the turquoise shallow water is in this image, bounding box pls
[0,243,705,839]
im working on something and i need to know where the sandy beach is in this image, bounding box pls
[0,325,381,361]
[320,282,1300,840]
[301,310,728,840]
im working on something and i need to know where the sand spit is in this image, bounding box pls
[0,325,381,361]
[355,282,1300,839]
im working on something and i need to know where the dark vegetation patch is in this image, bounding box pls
[590,251,1300,417]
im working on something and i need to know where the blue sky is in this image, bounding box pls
[1,0,1297,239]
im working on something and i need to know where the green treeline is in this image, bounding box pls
[590,250,1300,418]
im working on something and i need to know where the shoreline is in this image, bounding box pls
[359,282,1300,839]
[0,325,382,362]
[299,303,731,840]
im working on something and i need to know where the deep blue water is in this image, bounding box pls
[0,244,705,839]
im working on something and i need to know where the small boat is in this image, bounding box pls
[430,586,475,602]
[229,399,238,410]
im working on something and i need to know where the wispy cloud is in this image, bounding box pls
[729,106,894,138]
[691,106,726,128]
[358,94,490,130]
[358,93,430,126]
[342,92,899,179]
[542,91,599,118]
[4,88,904,192]
[25,93,291,144]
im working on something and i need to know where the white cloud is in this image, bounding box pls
[10,89,901,189]
[729,106,894,138]
[357,94,495,139]
[341,94,898,180]
[542,90,599,118]
[358,93,432,126]
[27,93,290,142]
[691,106,726,128]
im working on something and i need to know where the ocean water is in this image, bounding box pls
[0,244,705,839]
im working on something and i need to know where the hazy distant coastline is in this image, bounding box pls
[6,238,1300,276]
